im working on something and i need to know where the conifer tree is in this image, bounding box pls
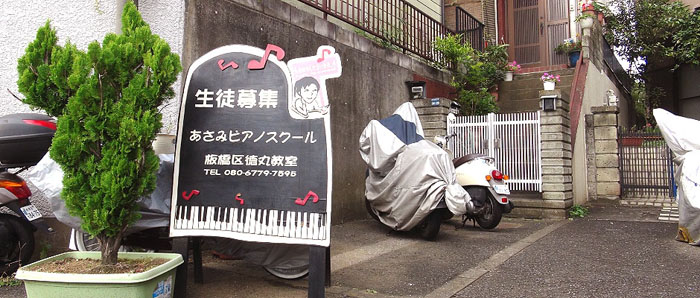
[17,1,181,265]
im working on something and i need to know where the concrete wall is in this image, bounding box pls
[0,0,185,134]
[572,17,633,205]
[184,0,451,223]
[676,64,700,120]
[0,0,186,218]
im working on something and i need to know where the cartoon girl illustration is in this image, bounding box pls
[292,77,328,118]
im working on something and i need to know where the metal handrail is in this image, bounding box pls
[296,0,484,62]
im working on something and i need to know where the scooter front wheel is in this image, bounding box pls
[475,196,502,229]
[0,214,35,275]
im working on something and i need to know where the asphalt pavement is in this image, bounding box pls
[3,202,699,298]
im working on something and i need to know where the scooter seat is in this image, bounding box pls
[453,153,488,167]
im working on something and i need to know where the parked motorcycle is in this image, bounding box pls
[0,113,56,275]
[434,130,514,229]
[360,103,472,240]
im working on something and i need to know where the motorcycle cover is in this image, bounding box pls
[654,109,700,245]
[28,153,308,270]
[359,102,469,231]
[27,153,173,233]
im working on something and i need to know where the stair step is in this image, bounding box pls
[500,77,574,92]
[513,68,576,80]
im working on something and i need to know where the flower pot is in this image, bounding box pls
[543,81,556,91]
[579,17,594,29]
[504,71,513,81]
[568,51,581,67]
[15,251,183,298]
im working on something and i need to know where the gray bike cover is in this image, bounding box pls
[654,109,700,245]
[359,102,469,231]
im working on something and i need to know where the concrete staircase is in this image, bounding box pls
[496,68,575,113]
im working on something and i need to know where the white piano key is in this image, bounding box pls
[231,207,238,232]
[269,210,277,236]
[243,209,255,233]
[175,206,182,230]
[312,213,319,240]
[284,211,291,237]
[189,206,198,230]
[262,209,269,235]
[255,209,262,235]
[295,212,302,238]
[215,207,221,230]
[301,212,308,239]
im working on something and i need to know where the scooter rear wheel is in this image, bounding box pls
[0,214,35,276]
[416,210,442,241]
[475,196,502,229]
[263,265,309,280]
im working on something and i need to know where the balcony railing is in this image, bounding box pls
[455,6,484,51]
[297,0,484,63]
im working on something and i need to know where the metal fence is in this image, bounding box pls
[618,128,674,198]
[448,112,542,192]
[296,0,484,62]
[455,6,484,51]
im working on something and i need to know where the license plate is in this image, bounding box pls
[20,205,42,221]
[494,184,510,195]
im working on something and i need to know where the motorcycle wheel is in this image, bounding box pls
[0,214,35,276]
[416,210,442,241]
[263,265,309,280]
[364,197,380,222]
[475,196,503,229]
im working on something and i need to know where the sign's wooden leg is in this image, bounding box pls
[309,245,327,298]
[172,237,190,298]
[193,237,204,284]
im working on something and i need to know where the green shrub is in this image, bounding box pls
[433,34,507,115]
[17,1,181,265]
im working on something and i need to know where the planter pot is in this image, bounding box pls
[579,17,594,29]
[568,51,581,67]
[621,137,644,147]
[504,71,513,81]
[15,251,183,298]
[543,81,556,91]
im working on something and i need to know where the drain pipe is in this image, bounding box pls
[494,0,498,44]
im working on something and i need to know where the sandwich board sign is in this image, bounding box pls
[170,44,341,248]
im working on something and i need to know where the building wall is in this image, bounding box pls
[183,0,451,223]
[0,0,186,134]
[408,0,443,22]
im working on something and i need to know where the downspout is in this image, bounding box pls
[494,0,498,44]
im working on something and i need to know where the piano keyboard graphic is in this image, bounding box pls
[174,205,327,240]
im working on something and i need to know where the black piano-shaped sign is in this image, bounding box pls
[170,45,337,247]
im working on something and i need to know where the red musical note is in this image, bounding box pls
[182,190,200,201]
[294,191,319,206]
[235,193,244,205]
[218,59,239,71]
[248,44,285,70]
[317,49,332,62]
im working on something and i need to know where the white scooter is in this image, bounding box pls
[434,134,514,229]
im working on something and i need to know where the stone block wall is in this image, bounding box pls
[411,97,452,139]
[539,90,574,217]
[589,106,621,200]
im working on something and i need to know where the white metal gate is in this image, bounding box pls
[447,112,542,192]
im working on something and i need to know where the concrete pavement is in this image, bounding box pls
[3,202,699,297]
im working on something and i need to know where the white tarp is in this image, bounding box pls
[654,108,700,245]
[359,103,469,231]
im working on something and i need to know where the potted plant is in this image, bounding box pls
[13,1,183,296]
[504,60,520,81]
[540,73,561,90]
[554,38,582,67]
[576,11,596,29]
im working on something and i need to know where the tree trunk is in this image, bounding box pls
[97,233,124,265]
